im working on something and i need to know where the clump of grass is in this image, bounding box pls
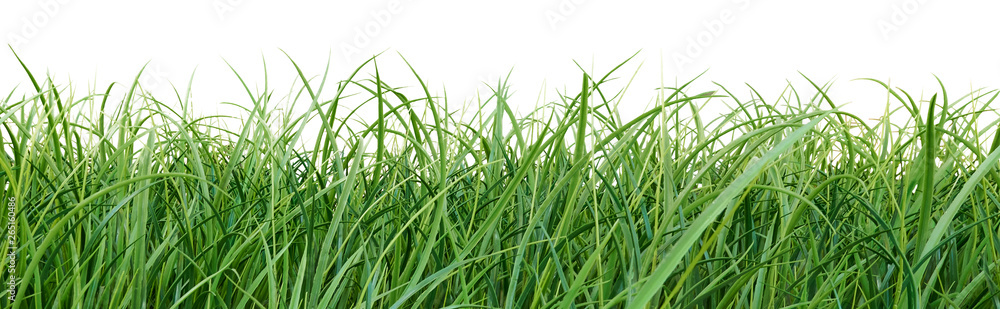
[1,52,999,308]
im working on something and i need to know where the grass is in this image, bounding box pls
[1,51,999,308]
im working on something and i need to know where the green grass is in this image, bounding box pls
[2,51,999,308]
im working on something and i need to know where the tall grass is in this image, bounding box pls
[1,52,999,308]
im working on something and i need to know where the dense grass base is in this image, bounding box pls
[2,53,1000,308]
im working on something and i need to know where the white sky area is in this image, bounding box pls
[2,0,999,136]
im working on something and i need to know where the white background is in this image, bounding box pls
[2,0,998,123]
